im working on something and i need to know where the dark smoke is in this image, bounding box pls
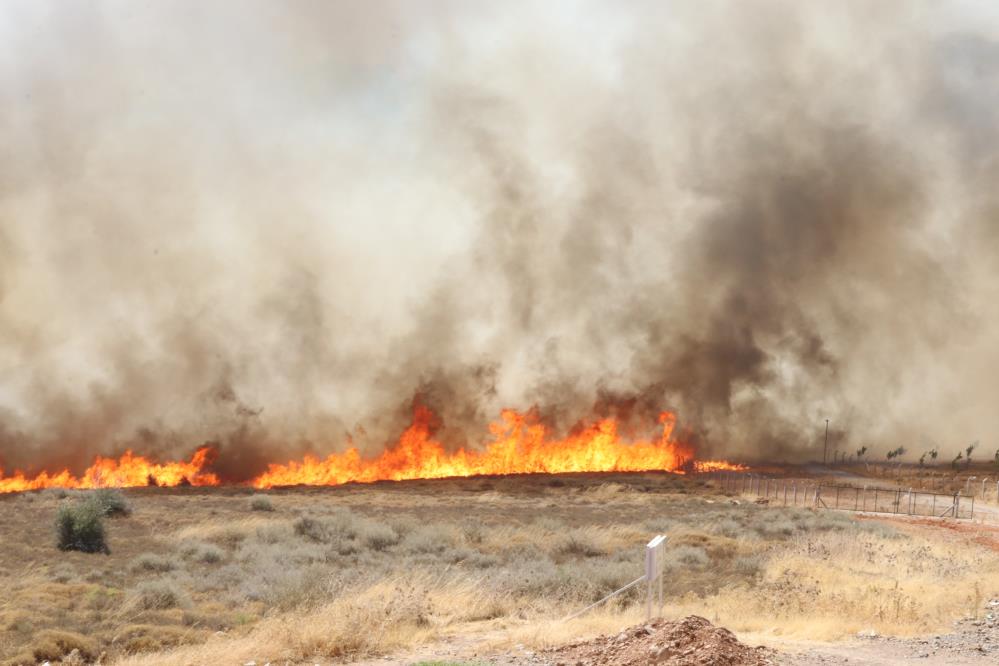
[1,1,997,477]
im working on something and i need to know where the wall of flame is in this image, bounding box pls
[0,408,744,493]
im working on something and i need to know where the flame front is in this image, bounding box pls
[0,408,747,493]
[252,407,695,488]
[693,460,748,473]
[0,447,218,494]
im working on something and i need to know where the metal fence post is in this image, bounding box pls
[645,535,667,621]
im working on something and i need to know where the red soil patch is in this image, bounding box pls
[855,514,999,553]
[542,616,772,666]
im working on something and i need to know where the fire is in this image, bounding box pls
[0,408,747,493]
[252,407,696,488]
[693,460,748,473]
[0,447,218,494]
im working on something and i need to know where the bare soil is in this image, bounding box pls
[537,616,773,666]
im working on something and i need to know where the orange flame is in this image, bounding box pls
[252,407,696,488]
[693,460,748,473]
[0,447,219,494]
[0,408,747,493]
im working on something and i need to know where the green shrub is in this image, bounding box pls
[249,495,274,512]
[90,488,132,517]
[56,501,110,554]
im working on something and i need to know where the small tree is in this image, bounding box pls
[965,441,978,468]
[952,452,963,469]
[856,446,868,462]
[994,449,999,468]
[929,448,938,462]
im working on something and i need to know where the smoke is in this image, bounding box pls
[1,0,997,476]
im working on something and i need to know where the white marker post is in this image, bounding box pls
[645,535,668,621]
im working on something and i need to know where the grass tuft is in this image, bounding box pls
[130,579,191,611]
[90,488,133,517]
[249,495,274,512]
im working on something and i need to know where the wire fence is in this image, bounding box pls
[708,473,975,520]
[562,535,668,622]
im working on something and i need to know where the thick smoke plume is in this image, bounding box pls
[1,1,998,477]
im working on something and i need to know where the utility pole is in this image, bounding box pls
[823,419,830,465]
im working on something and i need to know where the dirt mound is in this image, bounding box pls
[543,616,772,666]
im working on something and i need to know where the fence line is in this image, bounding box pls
[799,464,999,502]
[706,472,975,520]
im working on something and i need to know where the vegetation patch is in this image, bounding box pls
[55,500,109,554]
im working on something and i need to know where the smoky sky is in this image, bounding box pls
[1,0,998,477]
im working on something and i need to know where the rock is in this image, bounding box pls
[652,646,674,662]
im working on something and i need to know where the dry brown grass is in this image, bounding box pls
[0,473,997,664]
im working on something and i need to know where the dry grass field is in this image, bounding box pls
[2,473,999,665]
